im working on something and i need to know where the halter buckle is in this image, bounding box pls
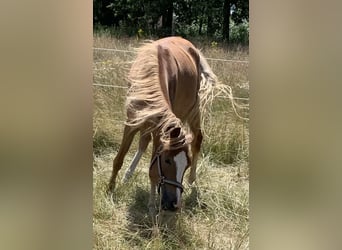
[159,176,165,185]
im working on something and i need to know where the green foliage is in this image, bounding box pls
[93,130,117,155]
[175,21,201,38]
[230,19,249,45]
[231,0,249,24]
[93,0,249,44]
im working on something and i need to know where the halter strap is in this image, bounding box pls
[150,150,184,194]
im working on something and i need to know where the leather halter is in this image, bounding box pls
[150,150,184,194]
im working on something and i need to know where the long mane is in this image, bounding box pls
[125,42,190,149]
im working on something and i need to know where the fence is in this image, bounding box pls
[93,47,249,162]
[93,47,249,64]
[93,47,249,101]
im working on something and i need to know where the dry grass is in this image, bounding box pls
[93,33,249,249]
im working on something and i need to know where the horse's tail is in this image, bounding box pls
[197,50,248,127]
[197,50,218,121]
[198,50,218,87]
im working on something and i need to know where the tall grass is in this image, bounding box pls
[93,34,249,249]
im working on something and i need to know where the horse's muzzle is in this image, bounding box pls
[161,201,179,211]
[161,193,179,212]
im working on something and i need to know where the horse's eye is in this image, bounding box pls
[165,159,171,165]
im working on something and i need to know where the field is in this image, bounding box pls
[93,33,249,249]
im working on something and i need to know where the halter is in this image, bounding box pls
[150,150,184,194]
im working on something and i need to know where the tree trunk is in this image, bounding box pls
[161,0,173,36]
[207,6,214,37]
[198,6,205,36]
[199,19,203,36]
[223,0,231,42]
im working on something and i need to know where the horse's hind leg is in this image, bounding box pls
[188,113,203,184]
[122,131,151,182]
[107,125,138,193]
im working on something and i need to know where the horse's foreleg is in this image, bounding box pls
[189,115,203,184]
[148,181,157,224]
[122,132,151,182]
[107,125,138,193]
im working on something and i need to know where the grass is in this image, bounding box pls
[93,33,249,249]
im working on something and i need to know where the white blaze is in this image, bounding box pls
[174,151,188,205]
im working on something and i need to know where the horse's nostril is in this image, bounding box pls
[161,201,179,211]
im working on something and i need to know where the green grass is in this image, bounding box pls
[93,34,249,249]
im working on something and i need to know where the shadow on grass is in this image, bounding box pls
[125,186,153,240]
[124,186,197,248]
[183,185,208,215]
[93,131,120,155]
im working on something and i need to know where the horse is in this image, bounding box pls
[107,36,217,215]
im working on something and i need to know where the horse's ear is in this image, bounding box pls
[170,127,181,139]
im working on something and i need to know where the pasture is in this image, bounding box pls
[93,33,249,249]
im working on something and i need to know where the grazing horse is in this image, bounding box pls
[108,37,217,214]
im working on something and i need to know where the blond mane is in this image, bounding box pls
[125,42,190,150]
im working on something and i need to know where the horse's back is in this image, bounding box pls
[155,37,201,121]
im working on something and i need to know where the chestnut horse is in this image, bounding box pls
[107,37,217,214]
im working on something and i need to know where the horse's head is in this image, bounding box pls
[150,127,192,212]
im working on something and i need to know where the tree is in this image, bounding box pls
[93,0,249,44]
[94,0,117,26]
[222,0,249,42]
[160,0,174,36]
[222,0,231,42]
